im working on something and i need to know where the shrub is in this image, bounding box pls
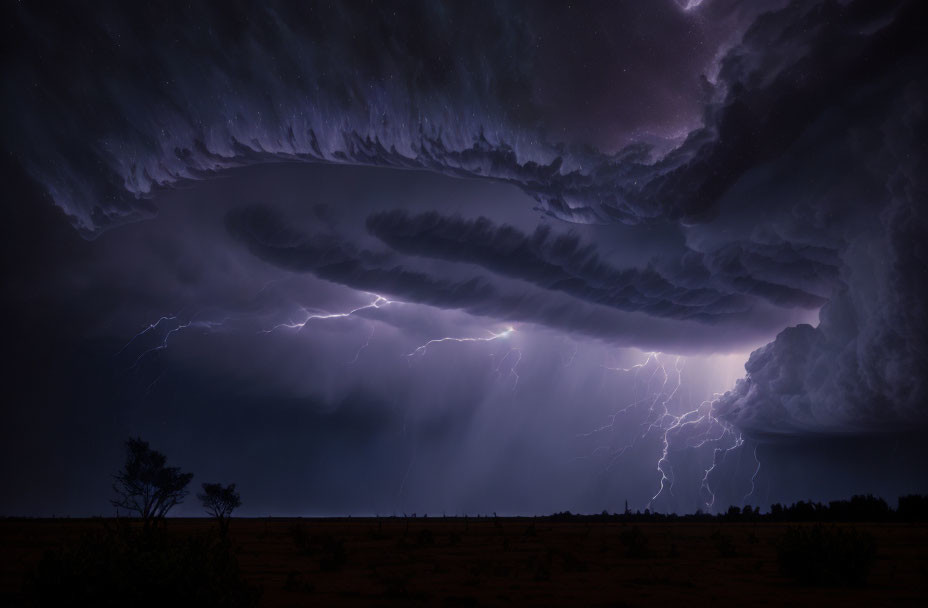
[776,525,876,586]
[198,482,242,537]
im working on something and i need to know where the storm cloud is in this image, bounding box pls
[2,0,928,517]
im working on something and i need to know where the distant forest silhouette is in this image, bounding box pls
[543,494,928,523]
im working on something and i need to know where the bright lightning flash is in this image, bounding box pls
[407,326,516,357]
[578,351,753,513]
[260,294,395,334]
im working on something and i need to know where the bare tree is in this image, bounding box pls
[198,482,242,536]
[111,437,193,526]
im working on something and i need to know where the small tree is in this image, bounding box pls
[111,437,193,526]
[198,482,242,536]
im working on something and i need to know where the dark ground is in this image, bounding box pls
[1,518,926,606]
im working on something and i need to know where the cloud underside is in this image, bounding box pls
[224,204,799,353]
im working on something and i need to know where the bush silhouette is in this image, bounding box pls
[198,482,242,537]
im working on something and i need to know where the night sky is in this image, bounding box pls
[2,0,926,517]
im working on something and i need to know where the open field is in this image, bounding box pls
[2,518,927,606]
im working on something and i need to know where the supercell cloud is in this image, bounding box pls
[1,0,927,515]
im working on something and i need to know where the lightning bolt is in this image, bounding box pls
[575,352,663,453]
[130,317,230,368]
[349,325,376,364]
[407,326,516,357]
[699,431,743,510]
[562,340,579,368]
[577,350,748,513]
[117,314,178,356]
[743,443,761,505]
[119,292,396,375]
[645,356,686,508]
[259,293,395,334]
[601,351,661,375]
[494,348,522,391]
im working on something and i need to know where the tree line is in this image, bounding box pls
[548,493,928,523]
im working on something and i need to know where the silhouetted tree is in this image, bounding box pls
[770,503,784,520]
[111,437,193,526]
[198,482,241,536]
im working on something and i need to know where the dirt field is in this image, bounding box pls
[2,518,926,606]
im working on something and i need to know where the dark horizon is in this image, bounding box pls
[2,0,927,520]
